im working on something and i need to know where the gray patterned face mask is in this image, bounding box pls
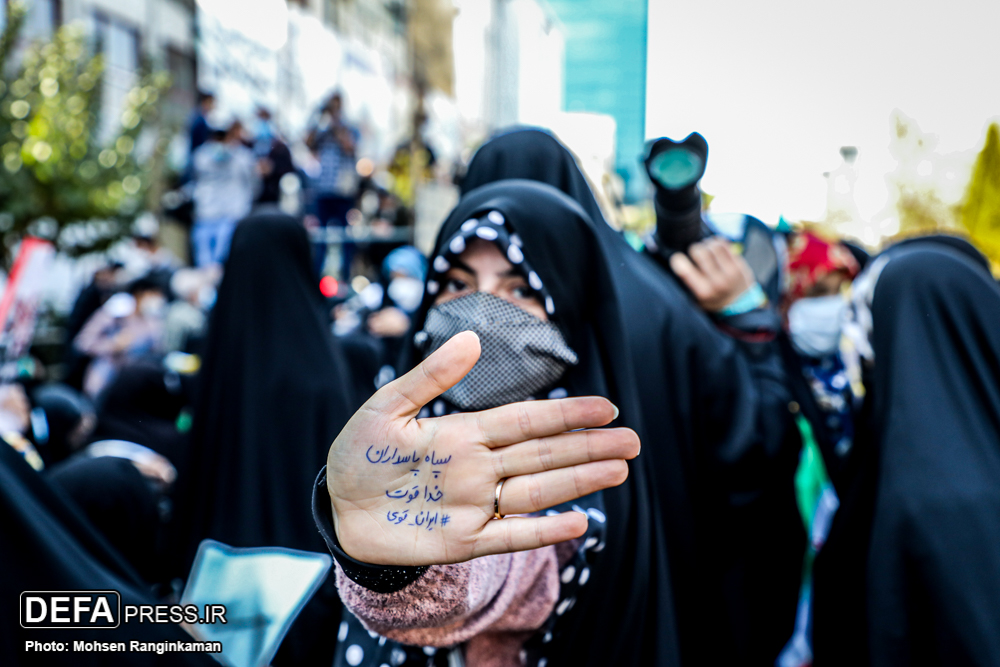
[416,291,578,411]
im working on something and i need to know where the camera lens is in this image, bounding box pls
[649,147,704,189]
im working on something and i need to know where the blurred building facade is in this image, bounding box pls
[7,0,197,135]
[546,0,648,202]
[196,0,412,161]
[452,0,563,143]
[6,0,450,162]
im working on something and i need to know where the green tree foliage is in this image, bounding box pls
[0,2,170,264]
[960,123,1000,274]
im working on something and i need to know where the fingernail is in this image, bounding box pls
[612,404,619,421]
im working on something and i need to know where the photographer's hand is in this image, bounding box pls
[326,331,639,566]
[670,236,757,312]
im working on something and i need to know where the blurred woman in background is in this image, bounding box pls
[773,230,862,667]
[172,212,358,665]
[813,238,1000,666]
[74,277,168,398]
[29,383,96,467]
[1,435,215,666]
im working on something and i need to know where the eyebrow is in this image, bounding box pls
[449,257,474,274]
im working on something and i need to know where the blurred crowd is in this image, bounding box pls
[175,90,429,281]
[3,122,999,667]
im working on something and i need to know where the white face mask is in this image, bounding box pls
[104,293,136,319]
[788,294,847,358]
[387,277,425,313]
[139,294,167,319]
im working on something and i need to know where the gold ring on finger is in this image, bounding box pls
[494,478,508,520]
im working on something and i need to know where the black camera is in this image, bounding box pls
[642,133,783,300]
[643,132,712,253]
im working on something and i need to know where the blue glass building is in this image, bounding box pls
[545,0,648,202]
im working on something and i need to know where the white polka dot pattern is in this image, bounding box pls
[336,607,473,667]
[556,598,574,615]
[346,644,364,666]
[475,225,499,240]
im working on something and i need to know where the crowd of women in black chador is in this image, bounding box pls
[3,127,999,667]
[311,129,1000,667]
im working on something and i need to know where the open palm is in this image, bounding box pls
[326,331,640,566]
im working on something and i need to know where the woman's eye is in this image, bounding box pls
[445,278,469,293]
[512,285,534,300]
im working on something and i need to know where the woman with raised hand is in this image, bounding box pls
[316,180,677,666]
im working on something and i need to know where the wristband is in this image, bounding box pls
[312,469,428,593]
[718,282,767,317]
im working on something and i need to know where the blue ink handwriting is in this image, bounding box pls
[384,485,424,503]
[366,446,422,465]
[403,511,450,531]
[386,510,410,525]
[424,451,452,465]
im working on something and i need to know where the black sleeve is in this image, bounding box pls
[312,468,427,593]
[714,304,781,343]
[685,309,794,508]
